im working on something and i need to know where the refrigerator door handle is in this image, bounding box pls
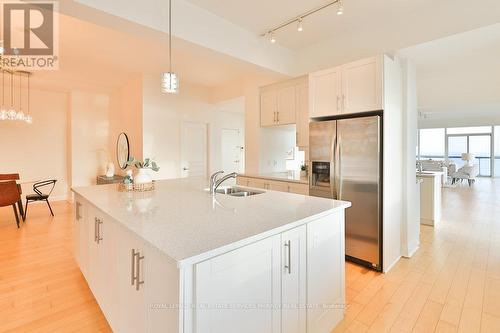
[335,134,341,200]
[330,125,337,199]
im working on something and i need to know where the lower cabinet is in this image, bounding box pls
[74,197,179,333]
[193,215,344,333]
[237,177,309,196]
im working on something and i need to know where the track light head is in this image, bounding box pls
[297,18,303,32]
[336,0,344,15]
[269,32,276,44]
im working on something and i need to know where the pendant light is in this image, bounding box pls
[161,0,179,94]
[25,74,32,123]
[0,70,6,120]
[7,72,17,120]
[15,73,24,120]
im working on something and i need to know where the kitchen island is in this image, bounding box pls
[72,178,351,333]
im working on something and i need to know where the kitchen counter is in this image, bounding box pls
[417,172,442,226]
[73,177,348,266]
[238,171,309,184]
[72,178,351,333]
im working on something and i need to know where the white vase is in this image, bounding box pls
[105,162,115,177]
[135,168,152,184]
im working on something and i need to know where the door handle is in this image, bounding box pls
[94,218,98,243]
[183,167,189,171]
[131,249,137,286]
[135,252,145,291]
[76,202,82,220]
[284,240,291,274]
[97,219,103,244]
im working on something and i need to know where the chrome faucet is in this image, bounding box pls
[209,171,238,195]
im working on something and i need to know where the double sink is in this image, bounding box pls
[215,186,264,197]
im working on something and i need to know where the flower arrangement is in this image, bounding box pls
[123,157,160,185]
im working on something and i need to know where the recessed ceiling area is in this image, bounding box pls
[30,12,284,93]
[398,23,500,120]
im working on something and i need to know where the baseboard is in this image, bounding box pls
[383,255,402,273]
[402,245,419,258]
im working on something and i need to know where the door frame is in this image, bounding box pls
[180,121,209,178]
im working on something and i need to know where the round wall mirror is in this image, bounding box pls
[116,132,130,170]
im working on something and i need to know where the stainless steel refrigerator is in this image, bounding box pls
[309,113,382,271]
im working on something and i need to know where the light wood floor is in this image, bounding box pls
[1,179,500,332]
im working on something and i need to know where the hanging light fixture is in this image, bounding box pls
[15,73,25,120]
[7,72,17,120]
[161,0,179,94]
[269,32,277,43]
[0,70,6,120]
[25,73,32,123]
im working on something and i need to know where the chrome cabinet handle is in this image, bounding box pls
[76,202,82,220]
[284,240,291,274]
[135,252,145,291]
[94,218,98,243]
[97,220,103,243]
[131,249,137,286]
[277,111,280,123]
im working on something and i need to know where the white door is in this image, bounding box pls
[309,67,342,118]
[281,226,307,333]
[221,128,242,174]
[341,57,382,114]
[194,234,282,333]
[181,121,208,178]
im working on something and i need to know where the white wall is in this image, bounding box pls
[400,59,420,258]
[70,91,110,187]
[0,89,70,200]
[142,74,245,180]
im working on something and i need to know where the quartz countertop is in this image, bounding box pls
[239,171,309,184]
[72,178,349,266]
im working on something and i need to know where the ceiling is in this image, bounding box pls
[186,0,500,50]
[29,13,281,93]
[398,23,500,118]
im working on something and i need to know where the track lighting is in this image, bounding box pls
[297,18,304,32]
[337,0,344,15]
[262,0,344,43]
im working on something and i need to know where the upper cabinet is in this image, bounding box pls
[260,78,307,127]
[309,56,383,118]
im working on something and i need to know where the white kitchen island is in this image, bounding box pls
[72,178,351,333]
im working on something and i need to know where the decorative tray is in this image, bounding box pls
[118,181,155,192]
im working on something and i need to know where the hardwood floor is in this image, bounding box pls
[335,178,500,333]
[0,201,111,332]
[1,179,499,332]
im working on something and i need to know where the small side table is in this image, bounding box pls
[96,175,125,185]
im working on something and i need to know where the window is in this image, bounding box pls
[447,126,492,135]
[419,128,445,160]
[495,126,500,177]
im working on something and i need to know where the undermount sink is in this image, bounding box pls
[215,186,264,197]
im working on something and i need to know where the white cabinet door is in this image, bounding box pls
[116,224,146,333]
[309,67,342,118]
[295,83,309,147]
[194,235,282,333]
[268,180,289,192]
[248,178,267,190]
[281,226,307,333]
[341,57,382,114]
[261,90,278,127]
[87,207,118,327]
[277,85,296,125]
[145,244,180,333]
[306,212,345,333]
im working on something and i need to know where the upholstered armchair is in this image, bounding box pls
[451,165,479,186]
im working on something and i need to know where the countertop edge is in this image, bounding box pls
[238,173,309,185]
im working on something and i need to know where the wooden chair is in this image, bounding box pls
[0,173,23,217]
[0,181,22,228]
[24,180,57,220]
